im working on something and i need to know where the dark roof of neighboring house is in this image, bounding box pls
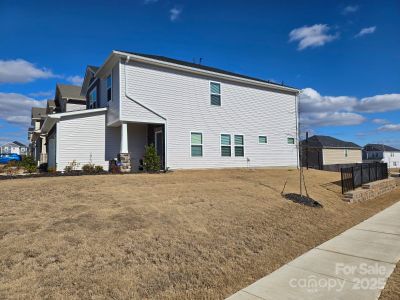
[302,135,362,149]
[47,99,56,107]
[115,50,299,91]
[31,107,47,119]
[13,141,27,147]
[364,144,400,152]
[57,84,86,101]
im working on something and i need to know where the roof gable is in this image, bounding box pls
[56,84,85,101]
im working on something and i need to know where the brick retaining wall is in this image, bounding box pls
[343,177,399,203]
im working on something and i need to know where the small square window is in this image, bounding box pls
[259,136,267,144]
[287,137,295,144]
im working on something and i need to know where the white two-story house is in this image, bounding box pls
[363,144,400,168]
[38,50,300,172]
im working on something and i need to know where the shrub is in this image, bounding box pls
[143,144,160,172]
[19,156,36,173]
[82,163,96,174]
[64,160,79,173]
[47,167,56,173]
[94,165,104,173]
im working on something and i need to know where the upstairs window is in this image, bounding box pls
[107,75,112,101]
[345,149,348,157]
[221,134,231,156]
[191,132,203,157]
[287,137,295,145]
[89,88,97,109]
[210,82,221,106]
[234,135,244,157]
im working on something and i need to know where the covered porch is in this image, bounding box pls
[109,121,166,172]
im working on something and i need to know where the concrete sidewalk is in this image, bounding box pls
[226,201,400,300]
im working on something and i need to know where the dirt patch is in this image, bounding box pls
[0,168,399,299]
[380,263,400,300]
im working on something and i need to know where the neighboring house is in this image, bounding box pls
[55,84,86,112]
[363,144,400,168]
[301,135,362,171]
[0,141,28,155]
[32,50,301,172]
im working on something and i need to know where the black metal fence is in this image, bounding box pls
[341,162,388,194]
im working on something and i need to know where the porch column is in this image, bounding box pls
[118,122,131,173]
[40,135,48,164]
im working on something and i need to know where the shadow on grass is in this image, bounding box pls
[283,193,323,208]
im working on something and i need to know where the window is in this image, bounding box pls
[287,137,295,144]
[210,82,221,106]
[393,162,397,167]
[191,132,203,157]
[234,135,244,157]
[89,88,97,109]
[221,134,231,156]
[345,149,348,157]
[107,75,112,101]
[391,152,395,157]
[259,136,267,144]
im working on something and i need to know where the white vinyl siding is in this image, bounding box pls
[66,102,86,112]
[119,60,298,169]
[56,111,108,171]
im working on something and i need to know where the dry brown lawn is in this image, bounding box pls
[0,168,399,299]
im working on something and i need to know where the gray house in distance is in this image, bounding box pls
[301,135,362,171]
[0,141,28,155]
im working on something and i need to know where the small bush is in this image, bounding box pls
[82,163,96,174]
[143,144,161,173]
[64,160,79,173]
[25,165,37,174]
[94,165,104,173]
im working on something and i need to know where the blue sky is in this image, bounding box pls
[0,0,399,147]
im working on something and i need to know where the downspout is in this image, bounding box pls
[295,91,301,169]
[122,56,169,170]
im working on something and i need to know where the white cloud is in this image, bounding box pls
[67,75,84,86]
[29,90,53,98]
[0,59,57,83]
[355,94,400,112]
[300,112,366,127]
[289,24,338,50]
[169,7,182,21]
[372,118,390,125]
[355,26,376,38]
[0,92,46,126]
[342,5,359,14]
[378,124,400,132]
[299,88,400,127]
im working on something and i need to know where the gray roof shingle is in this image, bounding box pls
[364,144,400,152]
[302,135,361,149]
[31,107,47,119]
[57,84,85,101]
[115,50,298,91]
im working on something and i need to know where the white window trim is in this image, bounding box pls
[258,135,268,144]
[220,133,231,157]
[210,81,221,106]
[107,74,113,102]
[190,131,203,157]
[234,134,245,157]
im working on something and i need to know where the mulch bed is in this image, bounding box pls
[283,193,323,208]
[0,171,112,181]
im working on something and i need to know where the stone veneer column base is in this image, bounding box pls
[118,153,131,173]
